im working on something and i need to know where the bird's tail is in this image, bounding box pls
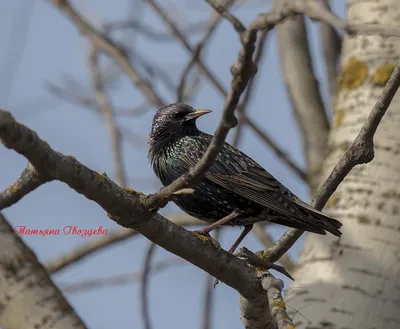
[288,196,343,237]
[308,209,342,237]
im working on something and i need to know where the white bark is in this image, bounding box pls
[286,1,400,328]
[0,214,87,329]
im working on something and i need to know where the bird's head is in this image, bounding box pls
[148,103,212,155]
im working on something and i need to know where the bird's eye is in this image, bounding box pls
[173,112,186,119]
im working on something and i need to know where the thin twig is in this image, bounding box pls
[233,28,269,147]
[46,214,202,274]
[177,0,235,102]
[319,0,341,109]
[205,0,246,33]
[241,115,307,181]
[141,242,157,329]
[202,228,220,329]
[236,248,293,281]
[265,62,400,263]
[61,257,183,294]
[147,0,227,98]
[50,0,165,107]
[252,224,294,272]
[105,19,208,41]
[0,163,51,211]
[89,45,127,186]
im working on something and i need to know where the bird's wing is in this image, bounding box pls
[180,136,309,219]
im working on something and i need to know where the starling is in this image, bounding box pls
[148,103,342,253]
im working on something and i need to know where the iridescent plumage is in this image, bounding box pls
[148,103,342,239]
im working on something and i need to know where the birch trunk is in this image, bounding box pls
[286,1,400,328]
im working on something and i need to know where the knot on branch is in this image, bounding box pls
[351,140,375,164]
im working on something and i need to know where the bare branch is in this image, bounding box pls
[0,109,265,300]
[177,0,235,102]
[0,163,51,211]
[236,248,293,281]
[61,257,182,294]
[46,214,203,274]
[105,19,208,41]
[319,0,341,108]
[0,1,36,103]
[88,45,127,186]
[241,115,307,181]
[276,4,329,190]
[252,224,294,272]
[147,0,227,98]
[293,0,400,38]
[205,0,246,33]
[142,242,157,329]
[233,28,269,147]
[266,62,400,263]
[50,0,165,107]
[202,229,220,329]
[262,277,294,329]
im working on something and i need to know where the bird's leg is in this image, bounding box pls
[192,211,240,249]
[227,224,253,254]
[193,211,241,235]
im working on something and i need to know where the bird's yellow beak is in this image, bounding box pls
[185,109,212,121]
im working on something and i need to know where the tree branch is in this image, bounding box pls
[0,163,51,211]
[262,277,294,329]
[50,0,165,107]
[319,0,341,109]
[233,28,269,147]
[265,62,400,263]
[241,115,307,182]
[0,109,265,299]
[141,242,156,329]
[88,45,127,186]
[252,224,294,273]
[61,257,182,294]
[276,1,329,191]
[177,0,235,102]
[46,214,203,274]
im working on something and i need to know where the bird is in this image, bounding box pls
[148,103,342,253]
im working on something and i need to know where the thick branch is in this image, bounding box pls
[0,109,264,300]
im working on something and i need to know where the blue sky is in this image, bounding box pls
[0,1,346,328]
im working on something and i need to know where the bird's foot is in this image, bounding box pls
[192,230,221,250]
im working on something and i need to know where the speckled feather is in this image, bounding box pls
[148,103,342,236]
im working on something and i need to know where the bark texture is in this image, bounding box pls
[0,214,87,329]
[286,1,400,328]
